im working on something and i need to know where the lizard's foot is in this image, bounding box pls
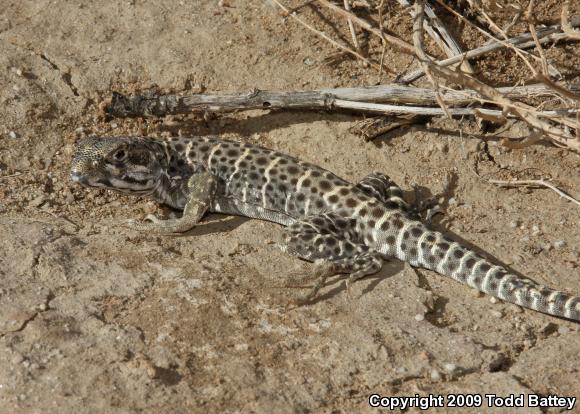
[293,261,337,306]
[125,213,199,234]
[124,172,218,235]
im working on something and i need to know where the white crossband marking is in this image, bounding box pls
[373,213,389,245]
[304,198,311,216]
[416,231,429,266]
[436,242,457,275]
[185,140,193,162]
[228,147,250,192]
[482,264,498,291]
[242,182,249,203]
[296,169,312,192]
[450,249,469,280]
[207,143,222,169]
[262,157,281,208]
[548,290,561,314]
[395,223,411,260]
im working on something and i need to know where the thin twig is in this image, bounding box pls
[412,0,450,118]
[433,0,556,76]
[270,0,377,68]
[377,0,386,82]
[397,0,474,73]
[317,0,419,56]
[400,16,580,84]
[488,179,580,207]
[562,1,580,40]
[343,0,364,64]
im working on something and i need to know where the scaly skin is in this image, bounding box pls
[70,135,580,321]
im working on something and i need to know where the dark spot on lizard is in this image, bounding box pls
[287,166,299,174]
[319,180,331,191]
[371,207,383,218]
[411,227,423,238]
[345,198,357,208]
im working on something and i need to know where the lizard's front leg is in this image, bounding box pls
[128,172,217,234]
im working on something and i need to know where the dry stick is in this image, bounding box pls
[397,0,474,73]
[104,84,580,117]
[342,0,364,63]
[562,1,580,40]
[377,0,387,81]
[400,18,580,84]
[270,0,378,69]
[316,0,419,56]
[408,4,579,150]
[412,0,450,118]
[433,0,557,77]
[331,100,573,117]
[488,179,580,207]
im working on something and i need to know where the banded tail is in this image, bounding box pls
[376,216,580,321]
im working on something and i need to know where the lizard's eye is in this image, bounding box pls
[113,149,127,161]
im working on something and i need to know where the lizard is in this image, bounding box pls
[70,135,580,322]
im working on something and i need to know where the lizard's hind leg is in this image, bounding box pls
[355,172,410,212]
[281,213,384,303]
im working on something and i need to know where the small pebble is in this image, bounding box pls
[8,131,17,139]
[558,326,570,335]
[553,240,566,249]
[430,369,442,381]
[491,310,503,318]
[395,367,407,374]
[414,313,425,322]
[15,68,23,76]
[303,57,315,66]
[443,363,457,373]
[29,195,46,208]
[531,225,540,235]
[471,288,483,298]
[509,220,519,229]
[542,243,552,252]
[110,122,118,128]
[11,354,24,364]
[490,297,498,304]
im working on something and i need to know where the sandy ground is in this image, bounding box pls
[1,1,579,413]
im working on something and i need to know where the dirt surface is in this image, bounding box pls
[1,1,579,413]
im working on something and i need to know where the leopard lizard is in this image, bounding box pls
[70,135,580,321]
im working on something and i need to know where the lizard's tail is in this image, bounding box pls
[381,220,580,321]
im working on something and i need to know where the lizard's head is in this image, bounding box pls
[70,136,164,194]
